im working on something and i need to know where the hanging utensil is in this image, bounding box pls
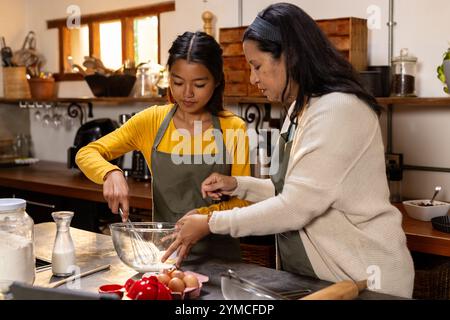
[12,31,38,67]
[1,37,14,67]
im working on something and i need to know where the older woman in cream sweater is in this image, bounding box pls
[163,3,414,298]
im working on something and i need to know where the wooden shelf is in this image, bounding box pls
[0,97,168,105]
[394,203,450,257]
[224,96,273,105]
[377,97,450,106]
[1,96,450,107]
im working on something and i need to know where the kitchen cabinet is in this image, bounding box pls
[0,161,152,232]
[0,186,111,232]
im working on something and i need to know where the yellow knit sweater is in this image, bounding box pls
[76,104,251,214]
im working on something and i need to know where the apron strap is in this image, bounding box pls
[153,104,227,160]
[153,104,178,151]
[211,114,227,163]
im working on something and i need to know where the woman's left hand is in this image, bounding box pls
[161,214,211,267]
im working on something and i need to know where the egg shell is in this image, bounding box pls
[157,273,171,286]
[171,270,185,280]
[168,277,186,293]
[183,274,200,288]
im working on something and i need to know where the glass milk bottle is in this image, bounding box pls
[0,199,35,292]
[51,211,76,277]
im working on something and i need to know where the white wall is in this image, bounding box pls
[2,0,450,200]
[0,0,30,138]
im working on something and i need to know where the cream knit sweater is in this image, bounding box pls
[209,93,414,298]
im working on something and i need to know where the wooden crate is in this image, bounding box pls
[219,17,368,98]
[316,17,368,71]
[220,27,264,97]
[219,26,247,44]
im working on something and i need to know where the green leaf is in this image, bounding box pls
[437,65,446,83]
[444,51,450,60]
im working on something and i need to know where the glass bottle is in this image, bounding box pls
[14,134,29,159]
[0,198,35,293]
[391,48,418,97]
[132,67,154,97]
[51,211,76,277]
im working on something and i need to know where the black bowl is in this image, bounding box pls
[85,74,136,97]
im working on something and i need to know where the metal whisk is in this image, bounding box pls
[119,208,159,266]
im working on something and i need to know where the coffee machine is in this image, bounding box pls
[119,113,151,182]
[67,118,123,169]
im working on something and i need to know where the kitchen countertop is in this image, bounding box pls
[33,222,404,300]
[0,161,152,209]
[396,203,450,257]
[2,162,449,258]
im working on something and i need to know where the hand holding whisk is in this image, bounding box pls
[118,208,160,266]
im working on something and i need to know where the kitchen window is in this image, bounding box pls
[47,1,175,80]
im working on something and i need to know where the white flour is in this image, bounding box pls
[131,242,173,273]
[0,230,34,292]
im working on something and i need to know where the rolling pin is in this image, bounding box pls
[301,280,367,300]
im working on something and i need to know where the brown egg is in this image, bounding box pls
[171,270,185,280]
[157,273,171,286]
[183,274,199,288]
[168,277,186,293]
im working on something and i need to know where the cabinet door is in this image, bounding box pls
[0,187,107,231]
[0,187,62,224]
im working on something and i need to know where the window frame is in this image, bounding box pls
[47,1,175,81]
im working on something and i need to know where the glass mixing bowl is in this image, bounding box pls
[110,222,176,273]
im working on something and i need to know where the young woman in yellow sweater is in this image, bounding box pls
[76,31,251,261]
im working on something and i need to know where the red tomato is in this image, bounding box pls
[124,278,136,292]
[135,282,158,300]
[156,282,172,300]
[125,275,173,300]
[126,280,147,299]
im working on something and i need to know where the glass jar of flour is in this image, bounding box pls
[0,199,35,292]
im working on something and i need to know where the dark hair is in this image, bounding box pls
[167,31,225,116]
[243,3,381,123]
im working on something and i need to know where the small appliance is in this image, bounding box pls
[67,118,123,169]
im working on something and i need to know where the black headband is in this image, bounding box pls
[248,15,282,44]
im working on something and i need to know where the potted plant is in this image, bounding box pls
[437,46,450,93]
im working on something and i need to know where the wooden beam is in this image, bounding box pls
[157,14,161,64]
[89,22,100,59]
[121,17,135,63]
[47,1,175,29]
[58,27,71,74]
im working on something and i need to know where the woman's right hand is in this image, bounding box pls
[201,173,237,200]
[103,170,129,222]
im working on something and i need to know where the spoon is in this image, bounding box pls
[430,186,442,205]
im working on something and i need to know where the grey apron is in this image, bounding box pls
[271,120,317,278]
[150,105,241,262]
